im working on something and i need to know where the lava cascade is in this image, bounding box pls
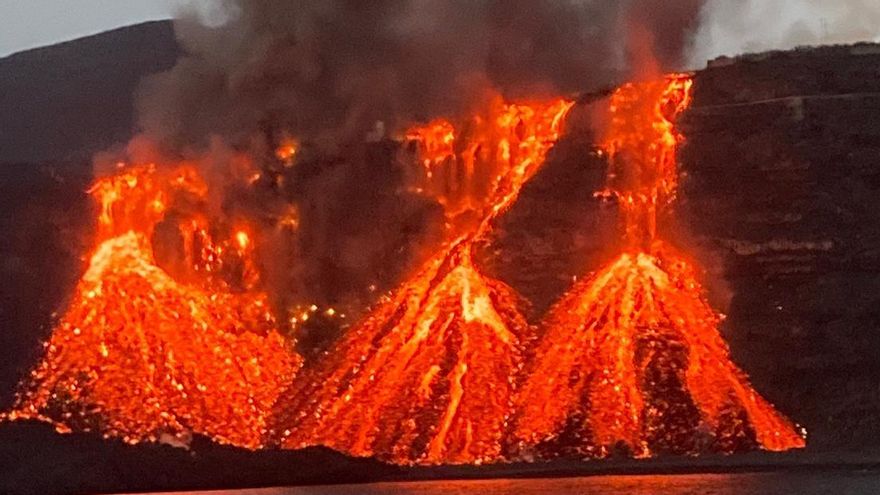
[511,76,806,457]
[272,99,573,465]
[5,164,300,449]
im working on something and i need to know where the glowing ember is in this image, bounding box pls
[5,164,300,449]
[275,138,299,165]
[511,75,806,457]
[405,119,456,172]
[272,98,573,465]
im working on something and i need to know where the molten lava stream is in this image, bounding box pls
[5,164,300,449]
[273,241,527,464]
[511,76,805,458]
[272,99,573,465]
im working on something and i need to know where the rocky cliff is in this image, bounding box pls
[681,43,880,451]
[495,44,880,452]
[2,26,880,493]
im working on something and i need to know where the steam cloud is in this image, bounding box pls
[689,0,880,67]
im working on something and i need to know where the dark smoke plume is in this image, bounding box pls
[138,0,705,150]
[133,0,705,351]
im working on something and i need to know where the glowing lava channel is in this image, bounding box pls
[5,164,300,449]
[511,76,806,458]
[272,99,573,465]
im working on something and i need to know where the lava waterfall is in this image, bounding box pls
[271,99,573,465]
[5,164,300,449]
[511,76,806,457]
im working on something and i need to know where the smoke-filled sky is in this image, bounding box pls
[2,1,879,60]
[136,0,711,151]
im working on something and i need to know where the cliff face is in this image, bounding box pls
[680,44,880,450]
[491,44,880,452]
[2,24,880,458]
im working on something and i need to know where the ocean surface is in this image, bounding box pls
[160,471,880,495]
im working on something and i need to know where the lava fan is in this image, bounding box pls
[272,99,573,465]
[511,76,806,457]
[5,164,300,449]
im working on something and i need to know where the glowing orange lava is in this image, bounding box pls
[275,137,299,165]
[511,75,806,457]
[403,99,574,223]
[272,98,574,465]
[5,164,300,449]
[405,119,456,172]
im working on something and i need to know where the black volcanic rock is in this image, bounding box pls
[0,21,179,163]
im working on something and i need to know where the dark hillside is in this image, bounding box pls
[0,21,178,163]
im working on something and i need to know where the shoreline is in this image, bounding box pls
[2,422,878,494]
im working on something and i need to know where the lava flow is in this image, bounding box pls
[512,76,806,457]
[272,98,573,465]
[5,164,300,449]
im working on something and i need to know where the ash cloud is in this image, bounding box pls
[138,0,705,150]
[132,1,706,348]
[689,0,880,67]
